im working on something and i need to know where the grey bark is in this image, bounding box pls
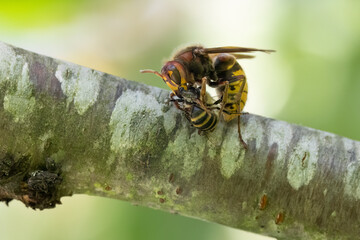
[0,41,359,240]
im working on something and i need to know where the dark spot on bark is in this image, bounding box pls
[176,187,183,195]
[0,153,15,178]
[65,69,71,78]
[262,143,278,187]
[302,152,308,167]
[275,212,284,225]
[159,198,165,203]
[30,61,64,99]
[169,173,175,183]
[259,194,268,210]
[114,83,123,101]
[104,184,112,191]
[136,157,150,170]
[315,215,323,226]
[0,153,29,180]
[45,157,59,172]
[346,149,357,163]
[267,143,278,167]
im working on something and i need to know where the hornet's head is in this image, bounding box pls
[140,61,189,96]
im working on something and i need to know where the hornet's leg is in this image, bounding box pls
[198,77,215,114]
[233,77,247,111]
[237,106,248,149]
[200,77,207,104]
[213,54,235,119]
[217,76,248,117]
[212,96,222,105]
[169,92,184,111]
[218,81,229,119]
[234,78,248,149]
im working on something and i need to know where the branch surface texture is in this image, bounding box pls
[0,41,359,240]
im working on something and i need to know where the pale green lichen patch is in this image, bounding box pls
[38,130,54,152]
[50,150,66,163]
[109,90,163,154]
[206,121,226,147]
[0,43,36,122]
[3,62,36,122]
[265,219,279,236]
[342,137,355,152]
[126,192,134,199]
[163,127,206,180]
[94,182,102,190]
[93,182,116,196]
[242,115,264,150]
[55,63,102,115]
[106,155,116,167]
[182,132,206,179]
[343,160,360,200]
[287,135,319,190]
[323,188,327,196]
[331,211,337,217]
[126,173,133,182]
[206,123,225,160]
[242,201,247,210]
[163,106,178,135]
[268,120,293,164]
[342,137,357,162]
[220,127,246,179]
[208,147,217,159]
[342,138,360,200]
[0,42,24,83]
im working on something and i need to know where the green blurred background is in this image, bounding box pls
[0,0,359,239]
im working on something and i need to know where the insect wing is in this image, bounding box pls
[230,53,256,59]
[204,46,275,54]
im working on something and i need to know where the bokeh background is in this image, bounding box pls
[0,0,359,239]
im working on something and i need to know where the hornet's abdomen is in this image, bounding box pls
[214,53,248,121]
[190,105,218,131]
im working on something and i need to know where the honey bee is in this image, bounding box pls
[141,46,275,142]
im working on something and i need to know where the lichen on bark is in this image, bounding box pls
[0,41,359,240]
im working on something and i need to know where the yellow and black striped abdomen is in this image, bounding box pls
[190,106,218,131]
[223,68,248,121]
[213,54,247,122]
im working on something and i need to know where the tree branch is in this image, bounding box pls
[0,41,359,239]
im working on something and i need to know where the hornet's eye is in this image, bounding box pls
[165,65,181,85]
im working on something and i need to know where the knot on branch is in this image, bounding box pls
[21,158,63,210]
